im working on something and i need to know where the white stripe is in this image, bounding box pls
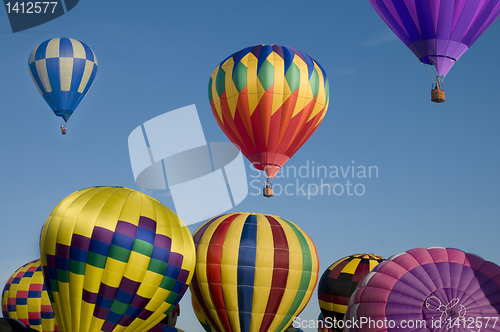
[78,60,95,93]
[59,57,74,92]
[28,45,38,64]
[70,38,86,59]
[92,49,98,66]
[45,38,60,58]
[29,70,43,95]
[35,59,52,93]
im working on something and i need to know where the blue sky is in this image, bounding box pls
[1,1,500,331]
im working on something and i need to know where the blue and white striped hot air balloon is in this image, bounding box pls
[28,37,98,134]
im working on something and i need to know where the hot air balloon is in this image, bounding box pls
[368,0,500,102]
[285,327,305,332]
[209,44,329,197]
[191,293,213,332]
[39,186,196,332]
[318,254,385,331]
[2,259,59,332]
[28,37,98,134]
[344,247,500,332]
[190,212,319,332]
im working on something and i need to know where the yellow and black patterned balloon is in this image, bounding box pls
[318,253,384,330]
[39,186,196,332]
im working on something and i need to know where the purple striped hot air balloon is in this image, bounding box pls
[368,0,500,102]
[344,247,500,332]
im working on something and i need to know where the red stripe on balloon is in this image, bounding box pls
[206,214,240,332]
[259,215,289,332]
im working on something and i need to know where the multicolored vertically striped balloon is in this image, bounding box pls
[318,253,385,330]
[28,37,98,122]
[209,45,329,180]
[345,247,500,332]
[39,186,196,332]
[285,326,305,332]
[2,259,59,332]
[190,212,319,332]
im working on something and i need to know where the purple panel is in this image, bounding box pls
[168,252,184,267]
[192,217,219,247]
[271,45,284,60]
[71,233,91,250]
[138,216,157,232]
[91,227,114,244]
[450,0,480,41]
[82,289,98,304]
[137,308,154,320]
[415,0,437,39]
[115,220,137,237]
[436,0,455,38]
[449,42,469,62]
[153,234,172,250]
[55,243,70,258]
[98,283,118,298]
[177,268,190,283]
[130,294,149,309]
[119,277,140,293]
[408,40,427,60]
[478,261,500,279]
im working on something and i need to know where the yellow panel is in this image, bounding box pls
[269,52,285,116]
[342,258,362,274]
[242,53,259,116]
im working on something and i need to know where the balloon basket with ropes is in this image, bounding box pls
[263,178,273,198]
[61,123,67,135]
[431,76,445,103]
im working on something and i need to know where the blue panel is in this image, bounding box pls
[282,46,295,75]
[34,40,50,61]
[257,45,273,73]
[115,289,135,305]
[59,38,73,58]
[89,239,111,256]
[70,247,88,263]
[415,0,436,39]
[391,0,422,42]
[111,232,135,250]
[136,226,156,245]
[28,290,42,298]
[45,58,62,110]
[70,58,86,92]
[151,246,170,262]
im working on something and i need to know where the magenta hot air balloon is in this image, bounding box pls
[368,0,500,102]
[344,247,500,332]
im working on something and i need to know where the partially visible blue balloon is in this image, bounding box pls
[28,37,98,122]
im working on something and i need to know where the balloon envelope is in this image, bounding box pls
[190,212,319,332]
[28,37,98,122]
[209,44,329,179]
[39,186,196,332]
[368,0,500,77]
[318,253,384,329]
[345,247,500,331]
[2,259,59,332]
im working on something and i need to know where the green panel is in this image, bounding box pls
[159,276,177,290]
[56,268,69,283]
[166,291,180,304]
[147,258,168,275]
[108,244,131,263]
[208,77,213,103]
[87,251,107,269]
[285,62,300,93]
[324,78,330,103]
[69,259,86,275]
[132,239,154,257]
[233,61,247,92]
[309,68,320,98]
[257,59,274,91]
[110,299,130,315]
[215,67,226,98]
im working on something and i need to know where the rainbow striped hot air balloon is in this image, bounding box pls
[39,186,196,332]
[190,212,319,332]
[2,259,59,332]
[209,45,329,196]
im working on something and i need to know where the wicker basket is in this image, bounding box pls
[431,88,445,103]
[263,187,273,197]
